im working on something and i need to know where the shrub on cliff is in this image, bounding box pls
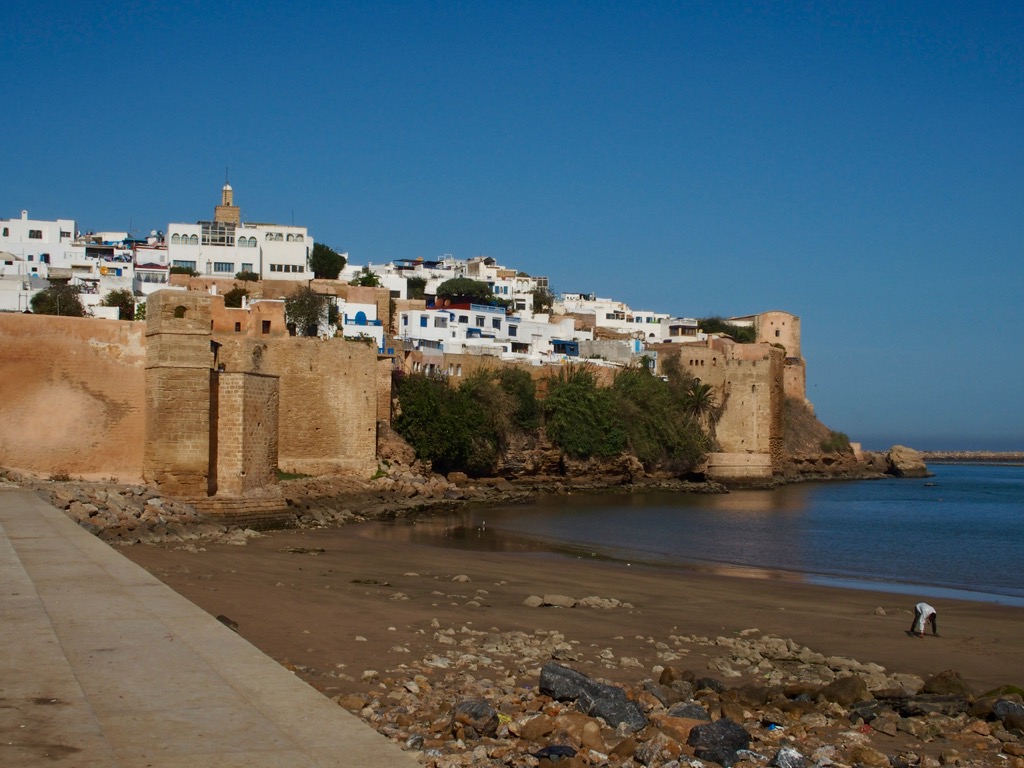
[544,365,625,459]
[393,368,542,475]
[612,366,710,472]
[392,371,493,474]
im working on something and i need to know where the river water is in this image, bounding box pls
[367,464,1024,606]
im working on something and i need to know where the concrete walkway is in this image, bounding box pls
[0,489,416,767]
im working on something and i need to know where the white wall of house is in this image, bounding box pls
[0,210,76,278]
[166,221,311,279]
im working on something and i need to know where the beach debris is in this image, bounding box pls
[215,614,239,632]
[278,546,324,555]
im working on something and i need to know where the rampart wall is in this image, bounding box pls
[0,314,146,480]
[216,335,378,476]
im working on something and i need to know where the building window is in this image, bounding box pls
[420,316,428,327]
[2,227,8,236]
[491,318,501,329]
[28,230,42,239]
[172,260,197,271]
[213,262,234,273]
[60,230,71,238]
[189,234,199,245]
[402,315,408,326]
[434,317,447,328]
[475,315,484,326]
[286,234,295,242]
[458,315,468,324]
[262,320,271,334]
[234,322,241,332]
[775,330,780,337]
[201,221,236,247]
[170,234,181,244]
[294,234,304,242]
[508,325,518,337]
[241,263,253,273]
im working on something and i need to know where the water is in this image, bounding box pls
[372,464,1024,606]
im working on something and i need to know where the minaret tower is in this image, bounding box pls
[214,169,241,224]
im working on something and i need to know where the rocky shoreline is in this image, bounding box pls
[10,453,1022,767]
[330,623,1024,768]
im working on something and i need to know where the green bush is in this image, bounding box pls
[393,371,488,474]
[544,365,625,459]
[699,317,756,343]
[611,366,710,471]
[820,430,852,454]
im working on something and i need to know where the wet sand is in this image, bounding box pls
[121,519,1024,698]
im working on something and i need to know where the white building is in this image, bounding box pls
[166,184,313,280]
[0,210,76,279]
[398,304,587,364]
[336,298,386,352]
[1,210,139,315]
[555,292,670,337]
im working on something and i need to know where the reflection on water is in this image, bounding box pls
[363,465,1024,605]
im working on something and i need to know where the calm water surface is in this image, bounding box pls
[368,464,1024,606]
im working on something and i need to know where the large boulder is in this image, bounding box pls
[686,717,751,767]
[539,662,648,732]
[885,445,932,478]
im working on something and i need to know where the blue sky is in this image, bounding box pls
[3,1,1022,450]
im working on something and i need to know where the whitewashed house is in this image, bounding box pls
[166,184,312,280]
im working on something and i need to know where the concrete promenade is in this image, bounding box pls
[0,489,416,767]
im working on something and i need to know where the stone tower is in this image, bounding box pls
[214,183,241,225]
[143,290,215,495]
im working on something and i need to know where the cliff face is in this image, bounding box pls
[779,397,866,479]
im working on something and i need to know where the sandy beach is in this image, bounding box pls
[122,520,1024,699]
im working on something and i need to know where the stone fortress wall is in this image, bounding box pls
[1,290,379,492]
[1,299,805,488]
[0,314,147,480]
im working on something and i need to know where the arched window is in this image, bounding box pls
[354,311,367,325]
[294,234,303,242]
[171,234,181,244]
[188,234,199,245]
[174,305,187,319]
[266,233,274,241]
[286,234,295,242]
[274,233,283,241]
[249,237,257,247]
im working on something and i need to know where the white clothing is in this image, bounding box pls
[913,602,936,633]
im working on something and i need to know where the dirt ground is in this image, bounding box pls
[121,520,1024,699]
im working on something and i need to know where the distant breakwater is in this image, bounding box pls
[920,451,1024,465]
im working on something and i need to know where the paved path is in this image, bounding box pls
[0,489,416,767]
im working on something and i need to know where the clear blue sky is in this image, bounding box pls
[3,1,1022,450]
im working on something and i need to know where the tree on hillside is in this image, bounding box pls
[285,286,329,336]
[531,287,554,314]
[350,266,382,287]
[100,288,136,320]
[31,282,86,317]
[223,286,248,308]
[406,276,427,300]
[435,277,496,305]
[309,242,347,279]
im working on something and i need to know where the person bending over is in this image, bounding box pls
[910,602,939,637]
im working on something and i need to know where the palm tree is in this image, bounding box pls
[682,379,724,442]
